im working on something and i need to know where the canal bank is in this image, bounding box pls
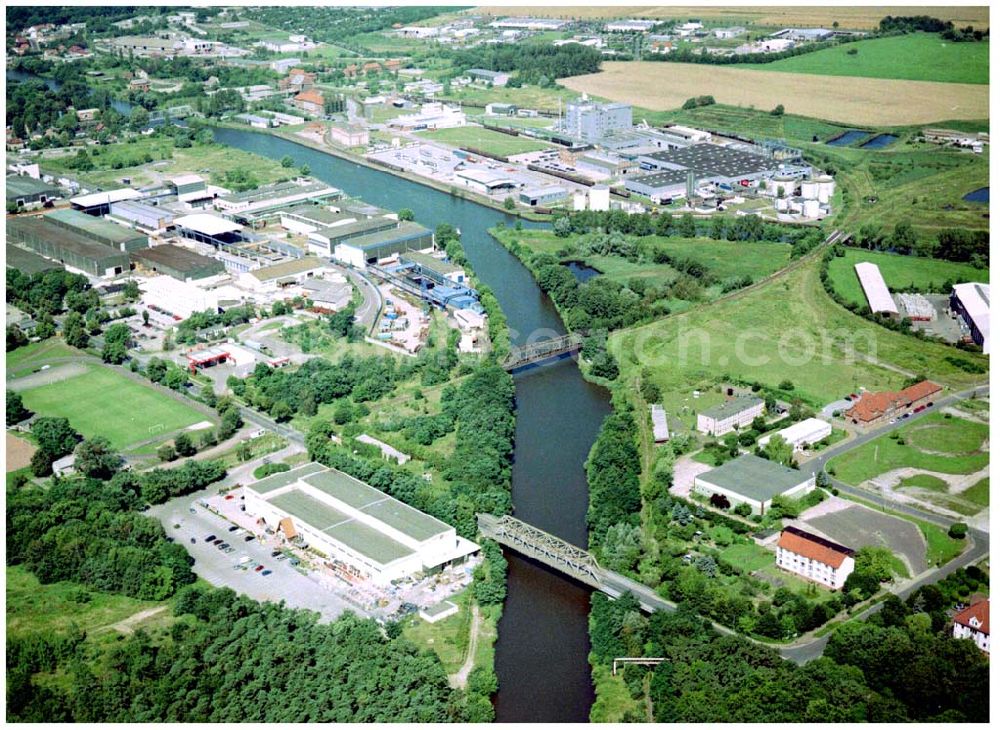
[209,126,610,722]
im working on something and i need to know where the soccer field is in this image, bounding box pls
[19,366,208,450]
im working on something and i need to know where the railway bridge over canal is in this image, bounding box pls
[502,334,584,372]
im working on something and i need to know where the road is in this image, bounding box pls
[342,266,382,333]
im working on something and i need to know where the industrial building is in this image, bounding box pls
[562,97,633,143]
[626,143,781,201]
[696,395,765,436]
[174,213,248,248]
[844,380,942,429]
[307,216,399,255]
[854,262,899,317]
[109,200,175,234]
[140,276,220,320]
[7,244,62,274]
[466,68,510,86]
[693,454,815,515]
[6,175,61,208]
[518,185,568,207]
[333,222,435,268]
[951,283,990,354]
[775,526,855,590]
[131,244,226,281]
[488,17,568,31]
[69,188,143,216]
[244,463,480,585]
[400,251,467,286]
[7,217,130,277]
[44,209,149,252]
[214,179,340,217]
[239,257,328,292]
[387,103,467,131]
[454,168,519,195]
[651,404,670,443]
[280,205,355,236]
[758,418,832,451]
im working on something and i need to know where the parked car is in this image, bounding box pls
[190,537,196,544]
[213,538,224,545]
[289,558,300,566]
[228,526,239,532]
[189,508,197,514]
[244,535,254,542]
[262,570,272,576]
[275,554,287,561]
[225,494,235,501]
[255,565,265,572]
[205,535,217,542]
[271,550,281,557]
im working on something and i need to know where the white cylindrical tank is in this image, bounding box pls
[816,175,836,204]
[774,197,788,212]
[589,184,610,212]
[803,198,821,218]
[572,190,587,211]
[800,179,820,200]
[768,174,797,197]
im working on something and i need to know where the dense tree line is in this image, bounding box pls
[6,6,144,34]
[6,268,91,318]
[852,222,989,267]
[590,566,988,723]
[175,305,257,345]
[451,43,602,84]
[246,5,449,45]
[8,585,471,722]
[7,475,196,601]
[879,15,989,41]
[586,407,642,546]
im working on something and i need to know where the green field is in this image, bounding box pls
[611,258,988,409]
[6,566,164,637]
[827,413,989,485]
[19,365,208,450]
[962,478,990,507]
[416,126,552,157]
[6,340,82,376]
[899,473,950,491]
[827,248,988,307]
[752,34,989,85]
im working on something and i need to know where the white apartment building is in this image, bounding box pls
[775,526,855,589]
[696,395,765,436]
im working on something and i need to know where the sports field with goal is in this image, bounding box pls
[17,365,207,450]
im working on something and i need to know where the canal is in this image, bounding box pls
[212,127,611,721]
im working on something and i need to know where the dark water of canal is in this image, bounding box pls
[212,127,610,722]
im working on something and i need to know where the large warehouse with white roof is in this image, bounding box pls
[245,463,479,584]
[951,282,990,354]
[854,262,899,317]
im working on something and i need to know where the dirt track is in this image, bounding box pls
[561,62,989,126]
[6,433,36,472]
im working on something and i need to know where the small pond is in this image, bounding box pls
[563,261,601,283]
[860,134,898,149]
[826,130,870,147]
[963,187,989,203]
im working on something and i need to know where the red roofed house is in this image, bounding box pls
[775,526,855,589]
[844,380,942,429]
[293,89,325,115]
[343,64,359,79]
[279,68,316,93]
[953,600,989,654]
[363,62,382,74]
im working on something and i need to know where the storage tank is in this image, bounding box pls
[774,197,788,212]
[800,179,820,200]
[816,175,836,204]
[767,174,797,198]
[588,184,610,212]
[803,198,821,218]
[572,190,587,211]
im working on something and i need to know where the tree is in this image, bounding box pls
[677,212,697,238]
[142,310,150,327]
[174,432,196,457]
[31,417,80,458]
[102,322,132,364]
[280,154,294,168]
[129,106,150,130]
[397,208,414,221]
[7,324,28,351]
[6,390,31,426]
[299,163,311,176]
[74,437,120,479]
[602,522,643,573]
[122,280,141,301]
[764,434,794,467]
[503,196,516,211]
[948,522,968,539]
[62,312,89,349]
[554,215,572,237]
[157,443,177,462]
[770,104,785,116]
[30,448,54,477]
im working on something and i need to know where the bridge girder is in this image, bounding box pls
[482,514,604,587]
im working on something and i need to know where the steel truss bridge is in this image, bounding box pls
[501,334,584,372]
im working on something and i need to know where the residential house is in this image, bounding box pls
[293,90,325,115]
[953,600,989,654]
[844,380,942,429]
[775,526,855,589]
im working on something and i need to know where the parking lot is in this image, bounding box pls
[154,497,360,621]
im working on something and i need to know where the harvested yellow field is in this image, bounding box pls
[473,6,989,30]
[560,62,988,126]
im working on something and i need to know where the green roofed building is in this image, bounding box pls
[6,175,61,208]
[7,217,130,278]
[693,454,815,515]
[44,208,149,252]
[244,462,479,583]
[6,244,62,274]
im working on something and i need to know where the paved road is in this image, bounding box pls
[342,266,382,333]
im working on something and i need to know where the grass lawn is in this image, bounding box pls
[919,522,966,566]
[401,587,497,679]
[6,565,164,637]
[827,413,989,485]
[961,478,989,507]
[751,34,989,85]
[6,340,83,376]
[827,248,988,308]
[417,126,552,157]
[19,365,208,450]
[899,473,950,491]
[955,398,989,415]
[611,258,987,409]
[590,665,644,723]
[719,542,774,572]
